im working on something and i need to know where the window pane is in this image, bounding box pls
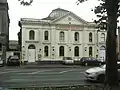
[45,31,48,40]
[89,47,92,56]
[59,46,64,56]
[89,33,92,42]
[75,32,79,41]
[101,33,105,42]
[74,46,79,56]
[29,30,35,40]
[60,32,64,41]
[44,46,48,56]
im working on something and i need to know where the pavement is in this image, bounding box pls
[0,64,93,70]
[20,64,83,69]
[0,65,97,88]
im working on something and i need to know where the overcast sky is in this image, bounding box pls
[7,0,100,40]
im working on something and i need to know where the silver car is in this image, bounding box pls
[0,58,4,67]
[62,57,74,64]
[84,62,120,82]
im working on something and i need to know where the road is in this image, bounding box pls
[0,65,101,88]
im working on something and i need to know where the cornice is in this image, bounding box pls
[20,18,97,28]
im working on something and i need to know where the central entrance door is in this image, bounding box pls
[28,45,36,62]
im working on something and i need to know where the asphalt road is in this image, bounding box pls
[0,65,102,88]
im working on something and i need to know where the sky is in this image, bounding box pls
[7,0,100,40]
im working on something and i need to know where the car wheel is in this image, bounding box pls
[97,74,105,82]
[85,63,88,66]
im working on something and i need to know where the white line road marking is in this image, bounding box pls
[18,70,52,75]
[0,70,23,74]
[0,69,45,74]
[30,70,45,74]
[80,72,84,74]
[59,69,73,74]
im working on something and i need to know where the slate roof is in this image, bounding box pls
[20,18,50,24]
[42,8,70,20]
[20,8,96,27]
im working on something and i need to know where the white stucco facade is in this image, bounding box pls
[19,8,106,62]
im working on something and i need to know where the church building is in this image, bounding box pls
[19,8,106,63]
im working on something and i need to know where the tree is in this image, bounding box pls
[18,0,33,6]
[77,0,119,87]
[17,31,21,51]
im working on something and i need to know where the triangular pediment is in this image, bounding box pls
[51,12,89,25]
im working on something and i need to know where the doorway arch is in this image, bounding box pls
[28,44,36,62]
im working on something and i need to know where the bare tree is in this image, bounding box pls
[18,0,33,6]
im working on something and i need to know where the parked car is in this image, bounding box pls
[74,57,81,65]
[84,62,120,82]
[80,57,104,66]
[62,57,74,65]
[7,56,20,66]
[0,58,4,67]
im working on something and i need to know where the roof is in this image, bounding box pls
[42,8,70,20]
[20,18,50,24]
[20,8,96,26]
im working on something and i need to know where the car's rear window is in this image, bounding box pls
[64,57,72,60]
[11,56,19,59]
[81,57,97,61]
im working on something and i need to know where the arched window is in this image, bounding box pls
[74,32,79,41]
[29,30,35,40]
[74,46,79,56]
[28,44,35,49]
[89,47,92,56]
[44,31,49,40]
[59,46,64,56]
[100,46,105,50]
[89,32,92,42]
[100,46,105,61]
[101,33,105,42]
[44,46,48,56]
[59,31,64,41]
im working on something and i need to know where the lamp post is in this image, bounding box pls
[2,44,6,65]
[96,29,100,60]
[117,27,120,60]
[97,29,100,46]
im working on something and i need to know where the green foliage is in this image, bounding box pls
[77,0,88,4]
[77,0,119,86]
[77,0,120,30]
[18,0,33,6]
